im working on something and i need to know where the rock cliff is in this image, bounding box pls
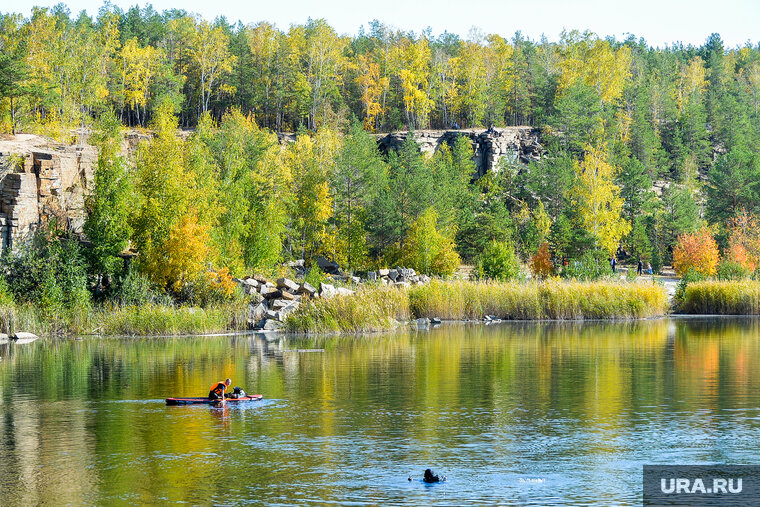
[375,127,542,176]
[0,134,97,250]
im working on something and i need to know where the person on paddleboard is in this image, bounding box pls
[208,378,232,401]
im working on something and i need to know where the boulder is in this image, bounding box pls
[11,332,39,344]
[273,300,300,315]
[350,276,360,284]
[297,282,317,296]
[378,268,390,277]
[260,286,282,299]
[250,303,268,321]
[276,277,299,292]
[271,299,291,310]
[319,282,338,299]
[244,278,259,288]
[336,287,354,296]
[415,317,430,326]
[280,290,296,301]
[287,259,305,268]
[388,269,399,281]
[431,317,442,325]
[315,256,341,274]
[253,275,269,284]
[366,271,377,282]
[255,319,283,331]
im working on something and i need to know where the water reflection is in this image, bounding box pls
[1,318,760,504]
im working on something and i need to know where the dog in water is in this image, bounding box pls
[409,469,446,483]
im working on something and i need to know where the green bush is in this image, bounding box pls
[717,259,751,281]
[674,268,706,307]
[561,250,611,281]
[480,240,521,281]
[113,267,157,305]
[2,229,91,311]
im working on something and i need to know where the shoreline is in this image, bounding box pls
[11,313,760,342]
[5,279,760,340]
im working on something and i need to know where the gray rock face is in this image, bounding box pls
[375,127,541,177]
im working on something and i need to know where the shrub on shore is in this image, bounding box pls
[679,280,760,314]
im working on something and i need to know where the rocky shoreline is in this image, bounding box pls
[236,257,431,332]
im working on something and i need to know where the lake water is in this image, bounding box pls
[2,318,760,505]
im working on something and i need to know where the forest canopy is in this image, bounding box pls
[1,4,759,305]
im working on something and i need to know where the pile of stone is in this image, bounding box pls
[234,275,355,332]
[235,258,431,333]
[370,267,430,287]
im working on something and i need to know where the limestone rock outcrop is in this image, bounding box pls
[0,134,96,249]
[375,127,542,176]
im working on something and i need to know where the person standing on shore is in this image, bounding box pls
[637,260,643,275]
[610,257,617,273]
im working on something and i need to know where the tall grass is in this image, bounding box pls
[679,280,760,314]
[99,303,247,336]
[0,301,248,337]
[286,280,669,333]
[410,280,668,320]
[286,286,410,333]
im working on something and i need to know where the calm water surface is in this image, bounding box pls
[2,318,760,505]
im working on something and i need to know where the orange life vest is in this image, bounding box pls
[209,381,227,398]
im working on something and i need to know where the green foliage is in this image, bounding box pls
[130,104,195,285]
[331,117,379,270]
[717,259,751,281]
[480,240,521,281]
[85,110,132,277]
[674,268,707,307]
[561,249,611,281]
[1,229,91,313]
[401,208,460,276]
[113,266,157,306]
[8,11,760,331]
[304,265,329,289]
[707,146,760,223]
